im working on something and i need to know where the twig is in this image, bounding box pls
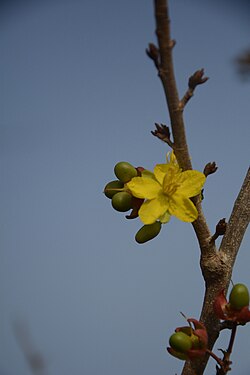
[206,349,224,369]
[153,0,191,170]
[179,69,209,109]
[203,162,218,177]
[151,123,174,147]
[219,167,250,259]
[210,218,227,243]
[219,320,246,331]
[146,43,160,70]
[215,324,237,375]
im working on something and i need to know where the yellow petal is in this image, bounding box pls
[154,164,171,184]
[127,177,161,200]
[177,171,205,197]
[139,194,169,224]
[169,193,198,222]
[154,164,169,184]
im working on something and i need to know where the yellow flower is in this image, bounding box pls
[126,152,205,225]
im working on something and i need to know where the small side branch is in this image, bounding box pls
[203,162,218,177]
[210,218,227,244]
[215,324,237,375]
[179,69,209,109]
[146,43,160,70]
[151,123,173,147]
[219,167,250,260]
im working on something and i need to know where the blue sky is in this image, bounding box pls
[1,1,250,374]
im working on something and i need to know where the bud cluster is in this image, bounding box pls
[167,318,208,361]
[104,161,162,243]
[214,283,250,324]
[168,283,250,369]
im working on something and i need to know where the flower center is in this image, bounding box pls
[162,167,180,196]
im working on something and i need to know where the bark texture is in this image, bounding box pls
[152,1,250,374]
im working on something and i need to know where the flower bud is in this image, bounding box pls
[169,332,192,353]
[114,161,137,183]
[135,222,161,244]
[229,283,249,310]
[104,180,124,199]
[167,318,208,362]
[111,191,133,212]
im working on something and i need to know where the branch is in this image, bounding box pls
[153,0,213,252]
[152,2,250,375]
[179,69,209,109]
[218,324,236,374]
[219,167,250,260]
[181,167,250,375]
[154,0,191,171]
[151,123,173,147]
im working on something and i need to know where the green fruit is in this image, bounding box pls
[135,222,162,244]
[111,192,132,212]
[114,161,137,183]
[104,180,124,199]
[229,283,249,310]
[169,332,192,353]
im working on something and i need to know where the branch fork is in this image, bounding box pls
[149,2,249,374]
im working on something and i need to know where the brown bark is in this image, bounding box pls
[152,1,250,374]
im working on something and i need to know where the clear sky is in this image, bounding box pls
[1,1,249,374]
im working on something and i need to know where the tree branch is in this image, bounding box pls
[153,0,213,253]
[219,167,250,260]
[154,0,191,170]
[152,1,250,374]
[182,167,250,375]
